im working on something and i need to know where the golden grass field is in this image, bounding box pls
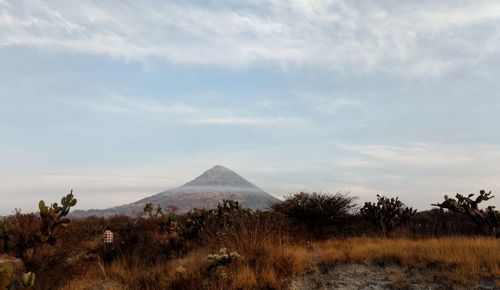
[60,236,500,290]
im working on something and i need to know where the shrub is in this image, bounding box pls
[407,209,476,237]
[0,192,78,290]
[271,192,357,238]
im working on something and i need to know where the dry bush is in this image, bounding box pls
[271,192,357,239]
[56,223,499,289]
[221,224,309,289]
[8,197,498,289]
[197,210,308,289]
[61,211,308,290]
[406,209,477,237]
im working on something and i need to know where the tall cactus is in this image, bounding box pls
[38,190,77,245]
[432,190,499,235]
[361,195,417,235]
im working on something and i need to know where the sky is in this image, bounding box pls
[1,0,500,214]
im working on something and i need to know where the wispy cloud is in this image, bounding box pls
[299,93,364,115]
[341,143,476,167]
[66,96,307,127]
[2,1,500,76]
[69,96,199,114]
[335,142,500,172]
[332,142,500,207]
[0,165,181,212]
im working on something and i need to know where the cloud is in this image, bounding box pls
[1,1,500,76]
[188,115,303,126]
[69,96,199,114]
[342,143,476,167]
[299,93,364,115]
[66,95,307,127]
[331,142,500,208]
[335,142,500,176]
[0,166,180,212]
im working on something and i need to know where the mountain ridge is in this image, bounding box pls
[72,165,279,217]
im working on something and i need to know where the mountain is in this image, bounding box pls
[72,165,279,217]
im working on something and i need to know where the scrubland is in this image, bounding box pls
[1,192,499,289]
[60,235,499,290]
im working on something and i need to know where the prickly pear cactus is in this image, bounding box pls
[182,209,208,240]
[21,272,35,288]
[212,199,249,227]
[432,190,499,235]
[361,195,417,234]
[38,190,77,245]
[0,262,13,290]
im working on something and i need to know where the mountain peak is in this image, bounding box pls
[72,165,280,217]
[209,165,231,172]
[182,165,257,188]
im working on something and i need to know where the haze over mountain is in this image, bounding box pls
[72,165,279,217]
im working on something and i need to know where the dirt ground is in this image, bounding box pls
[289,264,499,290]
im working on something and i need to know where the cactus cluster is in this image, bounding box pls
[361,195,417,234]
[432,190,499,235]
[182,209,208,240]
[206,248,242,282]
[0,262,35,290]
[158,212,178,234]
[142,203,157,218]
[212,199,250,228]
[143,203,179,233]
[38,190,77,245]
[206,248,241,268]
[182,200,250,240]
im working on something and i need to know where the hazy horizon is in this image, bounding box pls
[2,0,500,214]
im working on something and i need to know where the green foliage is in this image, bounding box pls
[21,272,35,287]
[38,190,77,245]
[432,190,499,235]
[361,195,417,234]
[0,263,13,290]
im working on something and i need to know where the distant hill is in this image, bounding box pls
[72,165,279,217]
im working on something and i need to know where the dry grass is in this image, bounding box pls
[59,236,499,289]
[311,236,500,285]
[204,223,309,289]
